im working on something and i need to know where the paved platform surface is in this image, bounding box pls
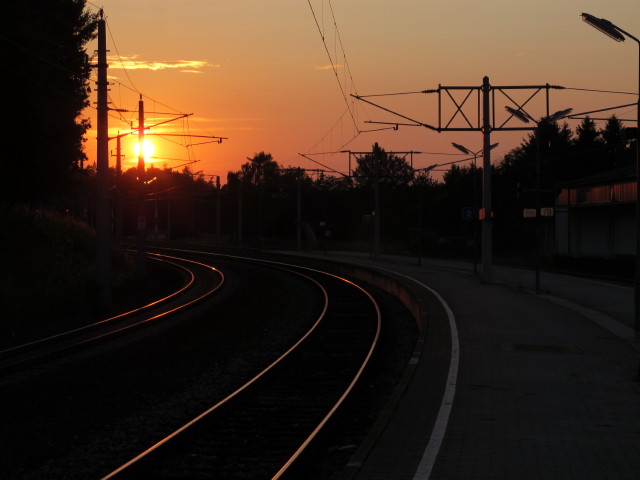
[306,252,640,480]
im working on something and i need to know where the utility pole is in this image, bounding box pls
[237,183,243,247]
[340,149,417,260]
[297,169,302,251]
[216,176,221,245]
[481,76,493,283]
[136,95,146,276]
[111,132,127,244]
[353,78,564,283]
[373,148,381,259]
[95,10,111,309]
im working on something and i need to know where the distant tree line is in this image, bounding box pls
[2,1,636,261]
[99,118,633,259]
[491,115,632,255]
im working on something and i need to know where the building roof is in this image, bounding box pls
[558,165,635,188]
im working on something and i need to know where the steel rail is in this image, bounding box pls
[83,253,224,342]
[101,264,329,480]
[101,251,381,479]
[0,253,224,370]
[274,272,382,479]
[0,255,194,357]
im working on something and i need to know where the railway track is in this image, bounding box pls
[99,255,382,479]
[0,249,418,480]
[0,252,224,376]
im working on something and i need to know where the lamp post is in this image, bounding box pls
[451,142,499,275]
[505,106,573,293]
[581,12,640,375]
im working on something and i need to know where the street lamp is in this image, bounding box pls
[505,106,572,293]
[581,13,626,42]
[451,142,499,275]
[581,12,640,376]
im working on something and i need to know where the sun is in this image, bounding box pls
[133,138,155,159]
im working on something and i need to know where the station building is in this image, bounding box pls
[555,165,635,259]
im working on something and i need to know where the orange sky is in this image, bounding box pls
[84,0,640,183]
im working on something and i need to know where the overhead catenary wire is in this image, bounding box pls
[298,153,348,177]
[86,20,227,175]
[304,100,362,164]
[307,0,360,130]
[105,19,140,95]
[5,1,225,180]
[357,90,437,98]
[0,27,138,130]
[327,1,363,113]
[564,86,637,95]
[303,0,381,168]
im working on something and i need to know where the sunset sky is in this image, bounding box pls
[84,0,640,183]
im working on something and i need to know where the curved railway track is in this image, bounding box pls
[100,256,382,479]
[0,252,224,376]
[0,249,417,480]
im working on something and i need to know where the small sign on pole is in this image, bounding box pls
[462,207,478,221]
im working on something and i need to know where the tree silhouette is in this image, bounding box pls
[352,143,414,188]
[601,115,630,169]
[572,116,604,176]
[412,169,439,189]
[1,0,98,205]
[227,152,278,186]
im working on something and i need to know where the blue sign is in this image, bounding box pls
[462,207,478,221]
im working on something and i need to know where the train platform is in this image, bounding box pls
[295,252,640,479]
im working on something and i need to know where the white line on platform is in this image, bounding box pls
[379,268,459,480]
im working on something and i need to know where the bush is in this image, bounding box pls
[0,206,134,342]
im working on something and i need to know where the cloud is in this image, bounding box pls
[187,117,267,124]
[108,55,218,72]
[314,64,343,70]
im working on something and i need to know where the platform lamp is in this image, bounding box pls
[581,12,640,378]
[451,142,499,275]
[504,106,573,293]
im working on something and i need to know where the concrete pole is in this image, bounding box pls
[472,152,479,276]
[238,183,243,246]
[535,132,542,293]
[297,173,302,251]
[634,40,640,376]
[114,135,123,243]
[167,190,172,240]
[373,149,381,259]
[481,76,493,283]
[136,96,146,277]
[95,13,111,309]
[216,176,221,245]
